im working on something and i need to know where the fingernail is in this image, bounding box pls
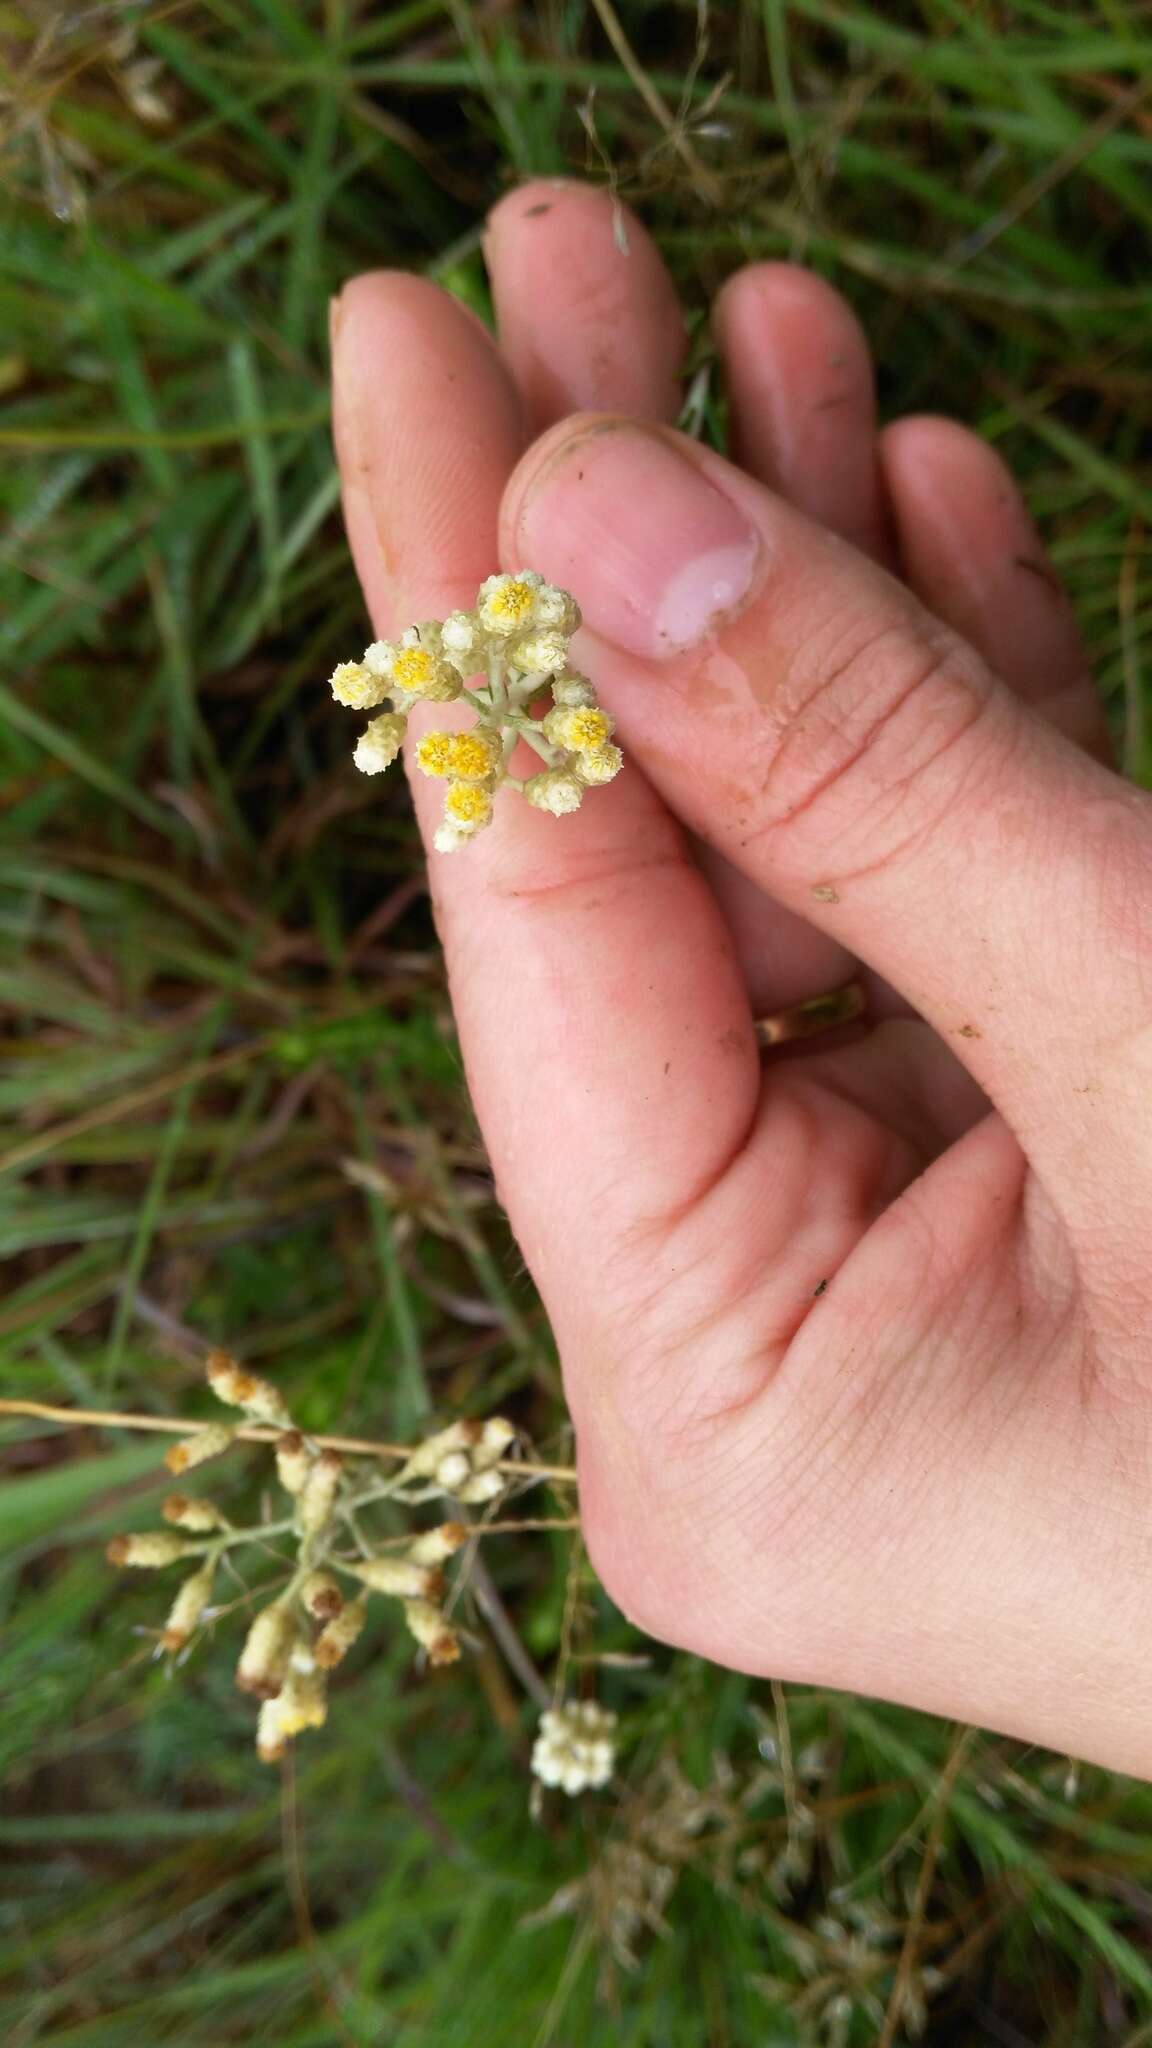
[513,423,762,660]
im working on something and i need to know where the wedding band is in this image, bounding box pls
[754,977,867,1050]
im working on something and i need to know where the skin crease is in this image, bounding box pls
[331,181,1152,1777]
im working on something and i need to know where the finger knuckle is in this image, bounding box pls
[747,608,998,884]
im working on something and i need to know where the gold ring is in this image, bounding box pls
[754,977,867,1051]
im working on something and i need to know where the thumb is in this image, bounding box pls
[501,417,1152,1242]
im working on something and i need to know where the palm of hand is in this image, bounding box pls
[334,182,1152,1775]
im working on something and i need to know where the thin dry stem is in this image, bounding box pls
[0,1398,577,1484]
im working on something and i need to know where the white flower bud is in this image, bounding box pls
[298,1449,342,1536]
[456,1469,505,1505]
[574,744,623,786]
[531,1700,618,1795]
[523,769,584,817]
[551,672,597,709]
[401,1419,483,1481]
[533,585,581,635]
[472,1416,516,1471]
[256,1696,287,1763]
[353,711,407,774]
[107,1531,195,1570]
[507,630,568,677]
[274,1430,311,1496]
[441,610,478,661]
[349,1557,440,1599]
[433,822,470,854]
[435,1450,472,1492]
[330,660,388,709]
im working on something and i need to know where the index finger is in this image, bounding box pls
[331,276,758,1325]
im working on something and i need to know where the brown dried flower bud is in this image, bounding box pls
[205,1350,292,1427]
[162,1493,227,1532]
[165,1424,235,1475]
[300,1570,344,1621]
[236,1599,297,1699]
[402,1598,461,1667]
[408,1522,468,1565]
[160,1562,216,1652]
[314,1595,368,1670]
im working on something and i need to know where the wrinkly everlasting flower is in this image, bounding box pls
[327,572,620,851]
[531,1700,619,1795]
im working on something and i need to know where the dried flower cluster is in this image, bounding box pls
[531,1699,619,1795]
[329,572,622,851]
[107,1350,521,1765]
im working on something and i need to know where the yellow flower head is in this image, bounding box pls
[392,647,435,693]
[364,626,462,702]
[415,731,454,778]
[443,781,494,831]
[447,729,502,781]
[543,705,615,754]
[330,661,388,710]
[477,571,543,636]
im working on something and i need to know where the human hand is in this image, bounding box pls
[331,182,1152,1776]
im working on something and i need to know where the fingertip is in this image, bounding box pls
[484,178,686,430]
[879,414,1101,747]
[331,269,524,630]
[714,262,891,563]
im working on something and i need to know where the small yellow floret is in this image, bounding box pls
[330,661,387,710]
[444,781,494,830]
[447,730,501,781]
[487,578,535,624]
[566,708,613,752]
[416,732,454,777]
[392,647,436,692]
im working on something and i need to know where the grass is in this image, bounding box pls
[2,1,1151,2041]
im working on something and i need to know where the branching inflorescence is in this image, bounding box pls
[107,1351,518,1765]
[105,1352,621,1792]
[328,572,622,851]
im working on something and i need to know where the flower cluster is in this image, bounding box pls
[106,1350,520,1765]
[531,1699,619,1796]
[329,572,623,851]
